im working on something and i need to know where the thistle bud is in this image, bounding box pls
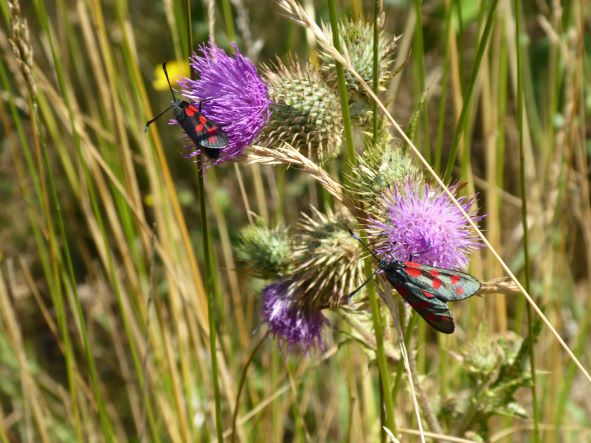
[235,220,292,279]
[261,59,343,163]
[290,207,365,308]
[320,19,398,98]
[347,134,423,213]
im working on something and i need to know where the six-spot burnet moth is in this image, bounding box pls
[145,62,229,159]
[348,230,481,334]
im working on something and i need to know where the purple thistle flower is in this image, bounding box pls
[261,280,328,353]
[178,40,271,165]
[369,181,483,269]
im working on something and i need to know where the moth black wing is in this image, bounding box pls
[392,282,455,334]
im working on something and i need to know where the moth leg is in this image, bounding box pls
[346,268,380,302]
[198,98,213,112]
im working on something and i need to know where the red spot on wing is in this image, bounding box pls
[208,135,216,143]
[405,266,421,278]
[404,261,421,268]
[429,269,440,277]
[432,278,442,289]
[421,290,435,299]
[450,274,461,285]
[185,105,198,116]
[195,123,205,132]
[207,126,217,134]
[198,115,207,124]
[455,286,465,297]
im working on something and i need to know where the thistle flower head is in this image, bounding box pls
[320,19,398,97]
[347,134,423,213]
[290,207,365,308]
[235,220,292,279]
[369,181,483,269]
[262,280,328,353]
[178,40,271,165]
[261,59,342,163]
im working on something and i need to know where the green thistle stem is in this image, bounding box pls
[184,1,223,440]
[515,0,539,440]
[365,255,398,436]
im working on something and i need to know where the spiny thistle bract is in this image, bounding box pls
[320,19,398,97]
[289,207,366,309]
[261,59,343,163]
[235,220,292,279]
[346,133,424,213]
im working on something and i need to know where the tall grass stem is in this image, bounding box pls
[514,0,539,440]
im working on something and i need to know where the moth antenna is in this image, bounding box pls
[162,62,177,102]
[144,104,173,132]
[348,230,381,263]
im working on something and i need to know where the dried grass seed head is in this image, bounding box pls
[261,58,343,163]
[9,0,36,97]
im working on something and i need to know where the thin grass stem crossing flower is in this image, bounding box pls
[370,181,483,269]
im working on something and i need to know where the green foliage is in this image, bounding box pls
[442,322,543,440]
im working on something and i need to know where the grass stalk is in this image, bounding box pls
[434,0,453,174]
[183,0,223,440]
[326,0,355,171]
[371,0,379,140]
[221,0,237,41]
[412,0,430,163]
[30,0,117,438]
[329,0,396,434]
[443,0,499,183]
[514,1,539,440]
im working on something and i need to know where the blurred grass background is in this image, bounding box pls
[1,0,590,441]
